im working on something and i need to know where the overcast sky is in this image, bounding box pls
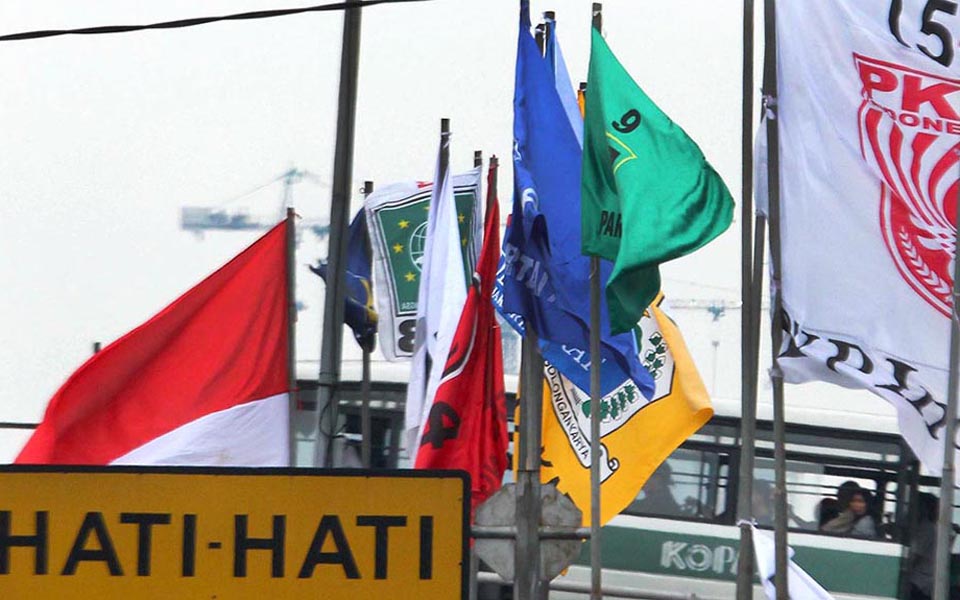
[0,0,892,461]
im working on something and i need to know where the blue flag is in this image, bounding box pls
[494,2,654,400]
[311,209,378,352]
[543,14,583,148]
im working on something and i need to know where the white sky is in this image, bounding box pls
[0,0,893,461]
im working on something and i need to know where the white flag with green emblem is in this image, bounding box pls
[364,167,482,361]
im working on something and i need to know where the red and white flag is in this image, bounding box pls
[415,160,508,515]
[16,220,293,466]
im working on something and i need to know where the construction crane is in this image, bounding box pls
[180,167,330,238]
[664,296,742,396]
[665,297,741,321]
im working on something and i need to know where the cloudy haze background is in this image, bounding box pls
[0,0,893,461]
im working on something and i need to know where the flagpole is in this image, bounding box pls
[587,7,604,600]
[761,0,789,597]
[359,180,374,469]
[515,18,548,600]
[933,165,960,600]
[735,0,757,598]
[318,0,363,468]
[286,207,298,467]
[514,20,547,600]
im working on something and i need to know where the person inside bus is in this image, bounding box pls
[633,462,683,516]
[821,485,877,538]
[817,480,857,529]
[746,479,816,529]
[907,493,938,600]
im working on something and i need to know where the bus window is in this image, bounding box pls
[626,447,732,521]
[752,457,896,538]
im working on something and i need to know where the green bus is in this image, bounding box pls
[293,358,958,599]
[491,394,958,599]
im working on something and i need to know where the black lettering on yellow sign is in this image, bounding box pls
[0,510,442,582]
[182,513,197,577]
[234,515,285,578]
[298,515,358,579]
[120,512,171,576]
[0,510,47,575]
[62,512,122,576]
[419,516,433,580]
[357,516,406,579]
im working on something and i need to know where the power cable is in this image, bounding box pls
[0,0,431,42]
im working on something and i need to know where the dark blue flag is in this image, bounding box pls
[311,209,378,352]
[494,2,654,399]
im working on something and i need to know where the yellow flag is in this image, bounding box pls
[537,292,712,525]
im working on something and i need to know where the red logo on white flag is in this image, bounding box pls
[855,54,959,317]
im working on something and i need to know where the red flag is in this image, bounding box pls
[415,160,507,515]
[16,220,292,466]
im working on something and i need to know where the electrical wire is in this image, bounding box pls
[0,0,431,43]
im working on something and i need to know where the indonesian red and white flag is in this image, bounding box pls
[415,161,508,515]
[769,1,959,475]
[16,220,292,466]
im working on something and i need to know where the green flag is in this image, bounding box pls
[581,28,734,334]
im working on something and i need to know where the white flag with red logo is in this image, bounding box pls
[772,1,958,475]
[404,131,469,455]
[415,161,508,516]
[16,221,292,466]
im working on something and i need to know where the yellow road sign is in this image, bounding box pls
[0,467,468,599]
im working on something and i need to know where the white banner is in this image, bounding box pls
[752,525,835,600]
[774,1,959,475]
[364,168,482,361]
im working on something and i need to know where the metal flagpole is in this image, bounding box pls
[318,0,363,468]
[933,163,960,600]
[516,333,546,600]
[761,1,789,597]
[735,0,757,597]
[286,207,299,466]
[515,17,549,600]
[471,155,497,600]
[516,22,546,600]
[588,7,604,600]
[360,180,374,469]
[589,252,603,600]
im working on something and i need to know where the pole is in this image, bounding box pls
[588,8,604,600]
[515,18,547,600]
[544,10,555,69]
[762,1,789,597]
[589,254,603,600]
[751,215,766,384]
[474,150,483,168]
[360,180,374,469]
[735,0,757,598]
[286,207,298,467]
[933,164,960,600]
[516,329,545,600]
[318,0,363,468]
